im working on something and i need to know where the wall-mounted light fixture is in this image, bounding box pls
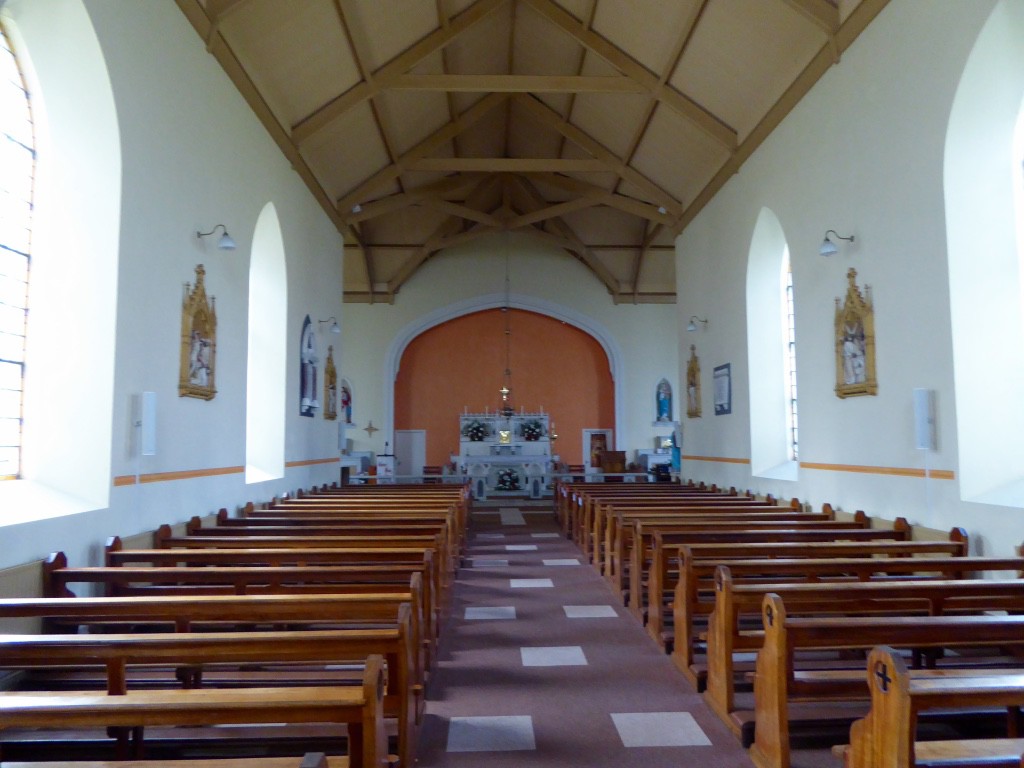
[819,229,855,257]
[318,317,341,334]
[687,315,708,332]
[196,224,236,251]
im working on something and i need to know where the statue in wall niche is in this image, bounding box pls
[340,381,353,424]
[299,315,319,417]
[656,378,673,422]
[178,264,217,400]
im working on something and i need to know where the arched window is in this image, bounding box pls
[0,20,34,480]
[245,202,287,484]
[945,0,1024,506]
[783,250,799,461]
[746,207,798,481]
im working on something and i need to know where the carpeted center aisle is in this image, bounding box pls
[414,501,756,768]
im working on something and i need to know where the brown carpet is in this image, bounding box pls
[413,501,761,767]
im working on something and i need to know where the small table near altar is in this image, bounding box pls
[453,412,555,500]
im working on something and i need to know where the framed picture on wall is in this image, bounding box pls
[713,363,731,415]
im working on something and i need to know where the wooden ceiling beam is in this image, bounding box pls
[346,174,485,224]
[387,176,499,293]
[419,197,505,227]
[616,0,709,194]
[346,223,377,304]
[409,158,609,173]
[336,92,509,213]
[291,0,510,144]
[334,0,404,194]
[556,0,598,160]
[514,94,683,217]
[508,175,620,296]
[782,0,840,35]
[631,222,664,303]
[505,193,606,229]
[389,74,648,93]
[519,0,737,151]
[521,172,674,225]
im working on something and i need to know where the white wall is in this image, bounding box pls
[342,232,680,463]
[676,0,1024,555]
[0,0,345,570]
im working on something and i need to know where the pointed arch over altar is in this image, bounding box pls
[382,294,625,450]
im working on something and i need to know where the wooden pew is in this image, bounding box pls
[35,563,433,684]
[604,506,833,585]
[705,569,1024,736]
[0,654,387,768]
[748,594,1024,768]
[671,552,1024,683]
[3,755,348,768]
[628,519,914,621]
[843,645,1024,768]
[653,531,969,656]
[0,621,411,765]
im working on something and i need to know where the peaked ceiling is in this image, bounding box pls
[177,0,888,303]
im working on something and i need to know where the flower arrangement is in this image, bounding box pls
[461,420,488,442]
[496,467,520,490]
[521,419,544,441]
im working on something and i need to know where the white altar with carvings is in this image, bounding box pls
[452,412,555,499]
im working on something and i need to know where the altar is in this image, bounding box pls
[453,411,556,499]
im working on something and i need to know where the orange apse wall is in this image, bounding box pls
[394,309,614,467]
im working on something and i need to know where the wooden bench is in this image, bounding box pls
[654,533,970,657]
[0,611,415,765]
[628,520,914,621]
[0,654,387,768]
[843,645,1024,768]
[604,505,833,586]
[2,754,347,768]
[705,570,1024,736]
[670,553,1024,682]
[748,594,1024,768]
[31,567,432,686]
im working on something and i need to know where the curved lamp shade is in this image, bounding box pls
[819,229,854,257]
[197,224,237,251]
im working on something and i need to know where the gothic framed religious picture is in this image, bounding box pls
[323,345,338,421]
[686,345,701,418]
[834,267,878,398]
[178,264,217,400]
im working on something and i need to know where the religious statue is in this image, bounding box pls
[340,382,352,424]
[299,316,319,416]
[656,379,673,422]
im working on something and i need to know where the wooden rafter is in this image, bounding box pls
[435,0,461,158]
[346,175,484,225]
[409,158,609,172]
[521,172,673,225]
[631,222,664,302]
[514,94,683,217]
[556,0,598,160]
[419,197,504,228]
[291,0,510,145]
[388,176,500,293]
[333,0,404,194]
[615,0,709,196]
[346,222,378,304]
[519,0,737,151]
[336,92,510,213]
[389,74,648,93]
[508,175,620,297]
[783,0,841,35]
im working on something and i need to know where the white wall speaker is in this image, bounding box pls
[140,391,157,456]
[913,388,936,450]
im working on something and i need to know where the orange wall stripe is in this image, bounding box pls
[112,475,137,487]
[138,466,245,484]
[683,455,751,465]
[285,457,340,468]
[800,462,955,480]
